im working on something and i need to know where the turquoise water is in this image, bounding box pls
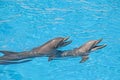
[0,0,120,80]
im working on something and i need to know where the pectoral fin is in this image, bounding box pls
[48,54,56,61]
[80,56,89,63]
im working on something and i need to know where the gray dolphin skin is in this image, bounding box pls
[0,37,72,64]
[48,38,107,63]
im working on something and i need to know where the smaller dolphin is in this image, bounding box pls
[0,37,72,64]
[48,39,106,63]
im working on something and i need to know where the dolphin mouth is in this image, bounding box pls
[57,37,72,48]
[91,39,107,51]
[63,36,70,41]
[62,36,72,46]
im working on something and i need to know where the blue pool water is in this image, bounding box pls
[0,0,120,80]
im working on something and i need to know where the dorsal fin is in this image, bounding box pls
[0,50,18,56]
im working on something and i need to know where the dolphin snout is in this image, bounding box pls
[91,38,103,48]
[91,38,106,51]
[56,37,72,48]
[63,36,70,41]
[95,38,103,45]
[61,37,72,47]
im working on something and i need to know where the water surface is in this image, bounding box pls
[0,0,120,80]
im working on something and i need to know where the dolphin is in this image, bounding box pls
[48,39,107,63]
[0,37,72,64]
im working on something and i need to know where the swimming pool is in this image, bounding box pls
[0,0,120,80]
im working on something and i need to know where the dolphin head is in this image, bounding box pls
[78,39,106,53]
[50,37,72,49]
[90,39,107,51]
[32,37,72,53]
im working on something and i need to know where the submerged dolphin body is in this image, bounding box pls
[0,59,32,65]
[0,37,72,64]
[48,39,106,63]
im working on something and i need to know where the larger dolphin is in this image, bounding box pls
[48,39,106,63]
[0,37,72,64]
